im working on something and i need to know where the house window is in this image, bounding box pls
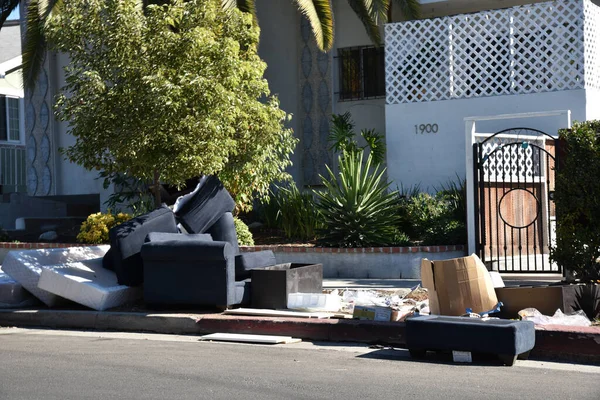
[337,46,385,101]
[0,96,21,142]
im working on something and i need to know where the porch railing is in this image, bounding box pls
[384,0,600,104]
[0,144,26,194]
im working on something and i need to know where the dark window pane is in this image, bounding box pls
[338,46,385,101]
[0,96,7,141]
[363,47,385,98]
[339,48,361,100]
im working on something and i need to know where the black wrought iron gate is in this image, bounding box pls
[473,128,560,273]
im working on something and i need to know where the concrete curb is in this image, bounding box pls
[1,309,599,364]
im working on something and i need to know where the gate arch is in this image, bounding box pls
[473,127,560,273]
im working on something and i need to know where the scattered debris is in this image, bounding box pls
[223,308,332,319]
[199,333,301,344]
[287,290,341,312]
[518,308,592,327]
[38,231,58,242]
[421,254,499,316]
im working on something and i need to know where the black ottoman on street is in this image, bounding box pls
[405,315,535,366]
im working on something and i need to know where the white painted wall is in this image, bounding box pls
[256,0,302,184]
[585,87,600,121]
[331,1,387,153]
[50,52,113,210]
[385,90,587,191]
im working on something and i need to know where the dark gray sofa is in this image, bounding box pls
[141,233,250,307]
[137,176,276,308]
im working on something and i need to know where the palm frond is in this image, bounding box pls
[294,0,333,51]
[366,0,389,24]
[21,0,62,91]
[346,0,381,46]
[23,0,46,91]
[393,0,421,20]
[0,0,20,29]
[328,112,355,153]
[361,128,386,165]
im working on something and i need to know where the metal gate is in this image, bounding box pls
[473,128,560,273]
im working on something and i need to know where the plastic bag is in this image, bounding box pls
[287,290,342,312]
[518,308,592,327]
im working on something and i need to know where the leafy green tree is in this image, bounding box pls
[551,121,600,280]
[0,0,420,90]
[45,0,297,209]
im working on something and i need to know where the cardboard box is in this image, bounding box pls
[421,254,499,316]
[353,305,392,321]
[494,285,579,319]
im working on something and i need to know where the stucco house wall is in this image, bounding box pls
[23,0,600,208]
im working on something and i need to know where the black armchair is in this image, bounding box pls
[141,233,249,308]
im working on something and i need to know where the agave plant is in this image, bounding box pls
[314,151,400,247]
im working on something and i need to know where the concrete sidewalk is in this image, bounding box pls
[0,308,598,365]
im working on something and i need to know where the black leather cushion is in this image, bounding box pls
[145,232,213,244]
[206,212,239,253]
[109,206,178,286]
[102,248,114,271]
[174,175,235,234]
[235,251,276,280]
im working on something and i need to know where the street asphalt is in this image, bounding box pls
[0,328,598,400]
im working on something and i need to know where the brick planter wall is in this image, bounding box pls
[0,243,466,279]
[241,245,466,279]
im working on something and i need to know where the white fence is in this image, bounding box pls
[385,0,600,104]
[0,144,26,193]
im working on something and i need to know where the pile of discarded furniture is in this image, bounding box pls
[0,176,324,311]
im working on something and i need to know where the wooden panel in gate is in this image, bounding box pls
[481,182,549,260]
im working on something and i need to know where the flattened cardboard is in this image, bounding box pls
[421,254,499,316]
[495,286,578,318]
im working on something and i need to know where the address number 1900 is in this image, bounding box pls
[415,123,439,134]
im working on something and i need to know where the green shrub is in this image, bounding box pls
[397,183,467,246]
[275,182,321,240]
[258,182,321,241]
[234,217,254,246]
[434,176,467,222]
[77,212,132,244]
[258,192,282,230]
[392,230,412,246]
[315,151,400,247]
[100,171,155,216]
[551,121,600,280]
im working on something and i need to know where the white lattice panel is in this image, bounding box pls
[476,135,546,183]
[450,10,513,99]
[511,1,584,93]
[584,0,600,90]
[385,0,594,104]
[385,18,450,103]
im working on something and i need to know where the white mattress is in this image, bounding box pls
[0,266,37,308]
[1,246,110,307]
[38,258,142,311]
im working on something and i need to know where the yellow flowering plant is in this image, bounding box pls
[77,212,132,244]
